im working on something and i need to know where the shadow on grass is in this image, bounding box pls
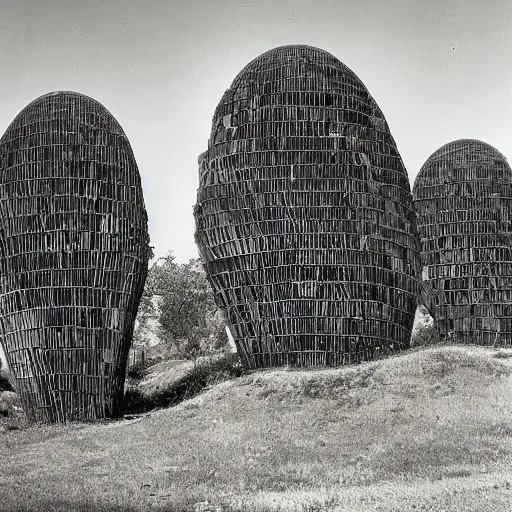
[4,502,142,512]
[0,370,14,392]
[124,352,245,414]
[493,351,512,359]
[2,499,220,512]
[4,498,202,512]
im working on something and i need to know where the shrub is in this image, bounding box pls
[410,323,441,348]
[126,357,155,380]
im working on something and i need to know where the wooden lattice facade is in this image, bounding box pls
[0,91,150,423]
[413,139,512,346]
[194,45,420,368]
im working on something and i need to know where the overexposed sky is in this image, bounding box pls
[1,0,511,262]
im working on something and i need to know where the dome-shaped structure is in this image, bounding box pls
[413,139,512,345]
[0,91,150,423]
[194,45,420,368]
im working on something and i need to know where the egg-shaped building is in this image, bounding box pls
[0,91,150,423]
[194,45,420,369]
[413,139,512,346]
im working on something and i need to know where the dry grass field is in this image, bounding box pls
[1,345,512,512]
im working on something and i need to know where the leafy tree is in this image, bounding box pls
[410,322,441,347]
[410,305,440,347]
[415,304,434,327]
[134,252,228,359]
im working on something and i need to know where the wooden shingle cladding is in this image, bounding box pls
[194,45,420,369]
[413,139,512,346]
[0,91,150,423]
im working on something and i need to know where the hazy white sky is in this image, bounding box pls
[1,0,511,262]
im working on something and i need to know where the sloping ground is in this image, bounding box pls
[128,358,195,398]
[130,353,238,399]
[124,353,242,413]
[1,346,512,512]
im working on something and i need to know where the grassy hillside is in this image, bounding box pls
[1,345,512,512]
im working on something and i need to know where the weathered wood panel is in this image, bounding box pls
[0,91,150,423]
[413,139,512,346]
[194,45,420,368]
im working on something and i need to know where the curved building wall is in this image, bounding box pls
[413,139,512,345]
[194,45,420,368]
[0,91,150,423]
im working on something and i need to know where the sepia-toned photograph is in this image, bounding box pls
[0,1,511,510]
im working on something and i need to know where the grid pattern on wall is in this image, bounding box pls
[0,91,150,423]
[194,45,420,368]
[414,139,512,346]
